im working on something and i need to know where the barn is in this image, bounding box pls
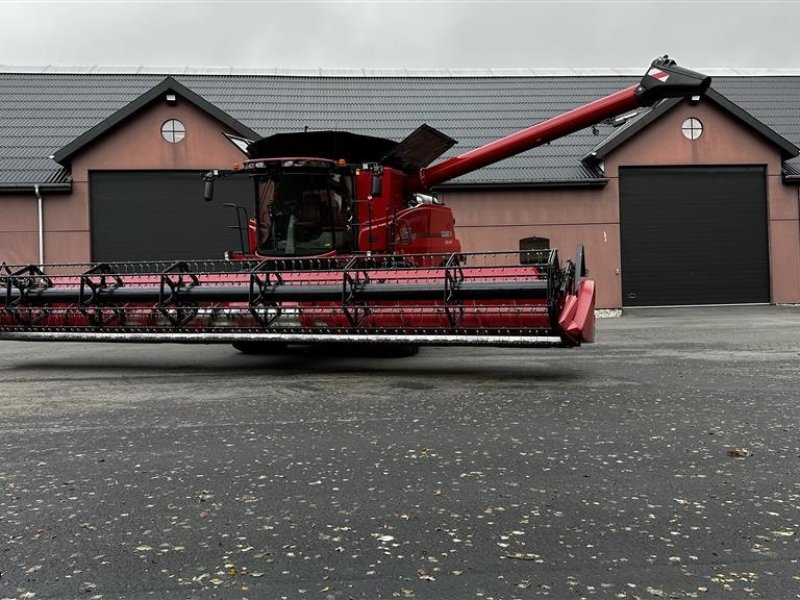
[1,66,799,309]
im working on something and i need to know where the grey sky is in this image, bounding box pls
[0,1,798,70]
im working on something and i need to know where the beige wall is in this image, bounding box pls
[0,95,249,266]
[0,195,39,264]
[69,98,249,262]
[71,100,246,181]
[442,187,623,308]
[443,99,800,308]
[606,100,800,305]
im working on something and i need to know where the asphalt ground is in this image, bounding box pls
[1,305,799,600]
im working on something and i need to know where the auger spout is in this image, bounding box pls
[407,56,710,191]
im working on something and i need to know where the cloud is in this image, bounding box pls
[0,1,798,69]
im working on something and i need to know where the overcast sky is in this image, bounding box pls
[0,1,798,71]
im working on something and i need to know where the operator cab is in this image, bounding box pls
[250,159,354,256]
[202,128,459,260]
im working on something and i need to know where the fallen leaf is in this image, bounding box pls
[772,529,795,538]
[727,448,752,458]
[505,552,541,561]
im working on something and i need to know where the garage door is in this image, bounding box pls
[90,171,255,262]
[620,166,769,306]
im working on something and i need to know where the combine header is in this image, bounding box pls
[0,57,710,353]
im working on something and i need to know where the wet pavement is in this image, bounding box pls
[1,305,799,599]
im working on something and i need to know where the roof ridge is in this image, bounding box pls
[4,65,800,77]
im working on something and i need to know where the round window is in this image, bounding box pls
[681,117,703,140]
[161,119,186,143]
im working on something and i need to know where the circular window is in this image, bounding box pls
[161,119,186,143]
[681,117,703,140]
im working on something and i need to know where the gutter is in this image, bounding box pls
[434,178,609,191]
[34,184,44,265]
[0,183,72,193]
[783,173,800,184]
[0,183,67,264]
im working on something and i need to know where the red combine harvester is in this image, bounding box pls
[0,57,710,354]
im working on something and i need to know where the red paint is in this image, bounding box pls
[408,86,640,191]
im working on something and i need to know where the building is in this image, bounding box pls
[1,66,799,309]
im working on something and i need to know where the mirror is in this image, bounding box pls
[203,180,215,202]
[370,173,382,197]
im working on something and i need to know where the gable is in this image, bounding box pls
[51,77,259,165]
[583,88,799,166]
[67,94,254,180]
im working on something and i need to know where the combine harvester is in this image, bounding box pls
[0,57,710,355]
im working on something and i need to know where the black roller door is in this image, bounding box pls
[620,166,769,306]
[90,171,254,261]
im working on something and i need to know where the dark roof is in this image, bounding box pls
[2,71,800,188]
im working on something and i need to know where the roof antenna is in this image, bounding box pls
[304,126,308,133]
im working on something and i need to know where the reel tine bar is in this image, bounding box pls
[342,256,372,328]
[248,259,285,327]
[3,264,53,325]
[79,263,125,327]
[158,261,201,327]
[443,253,465,328]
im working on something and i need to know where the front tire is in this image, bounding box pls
[232,342,288,355]
[373,344,420,358]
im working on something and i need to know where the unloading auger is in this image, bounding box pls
[0,57,710,353]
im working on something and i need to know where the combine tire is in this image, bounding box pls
[373,344,420,358]
[232,342,288,355]
[312,343,420,358]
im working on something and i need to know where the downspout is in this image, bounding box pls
[34,184,44,265]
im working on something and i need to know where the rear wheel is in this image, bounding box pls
[232,342,288,355]
[373,344,420,358]
[317,343,420,358]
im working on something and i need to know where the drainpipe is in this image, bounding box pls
[34,184,44,265]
